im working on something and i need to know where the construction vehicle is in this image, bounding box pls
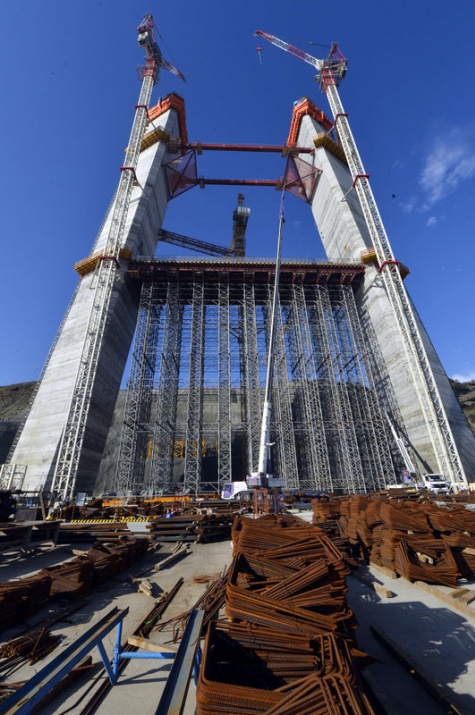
[221,481,250,500]
[386,415,452,494]
[418,474,452,495]
[221,478,285,500]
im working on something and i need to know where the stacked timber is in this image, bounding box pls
[0,572,52,624]
[40,555,93,597]
[313,495,475,587]
[57,499,239,543]
[197,514,375,715]
[196,514,234,543]
[0,581,31,624]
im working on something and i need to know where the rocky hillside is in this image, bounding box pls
[0,382,36,422]
[1,380,474,465]
[0,382,36,462]
[450,379,475,433]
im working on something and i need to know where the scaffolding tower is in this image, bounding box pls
[116,258,397,495]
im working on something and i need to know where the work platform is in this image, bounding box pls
[127,256,366,286]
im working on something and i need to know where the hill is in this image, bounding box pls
[449,379,475,433]
[0,382,36,462]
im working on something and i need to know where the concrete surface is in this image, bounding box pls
[347,564,475,715]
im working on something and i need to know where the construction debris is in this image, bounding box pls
[54,501,238,544]
[137,579,154,597]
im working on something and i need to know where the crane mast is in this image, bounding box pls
[52,15,184,500]
[158,194,251,258]
[230,193,250,257]
[255,30,466,487]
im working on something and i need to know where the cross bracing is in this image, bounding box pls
[116,258,397,494]
[116,282,162,495]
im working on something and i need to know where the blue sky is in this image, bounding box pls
[1,0,475,386]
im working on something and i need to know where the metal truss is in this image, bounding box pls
[263,285,299,489]
[51,73,156,500]
[218,278,231,487]
[0,464,28,491]
[339,286,394,490]
[240,282,262,475]
[283,284,331,491]
[326,83,467,487]
[116,261,396,495]
[325,287,366,493]
[306,286,358,492]
[183,278,205,493]
[116,282,161,494]
[358,291,408,483]
[150,280,182,493]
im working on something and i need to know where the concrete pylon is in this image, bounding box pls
[290,98,475,483]
[4,95,186,495]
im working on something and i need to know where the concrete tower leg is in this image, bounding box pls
[294,105,475,483]
[6,97,185,495]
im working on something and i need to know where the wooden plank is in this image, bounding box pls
[127,635,175,654]
[413,580,475,619]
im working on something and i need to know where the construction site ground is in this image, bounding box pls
[1,515,475,715]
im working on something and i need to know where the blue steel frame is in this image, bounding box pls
[0,607,205,715]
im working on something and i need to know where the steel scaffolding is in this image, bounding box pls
[150,279,183,493]
[241,282,263,476]
[116,259,397,494]
[116,282,162,494]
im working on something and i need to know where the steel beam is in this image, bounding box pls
[155,609,205,715]
[0,608,128,715]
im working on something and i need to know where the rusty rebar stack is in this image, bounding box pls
[314,494,475,585]
[0,537,149,630]
[0,628,60,664]
[196,514,374,715]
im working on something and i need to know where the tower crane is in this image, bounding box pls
[255,30,467,488]
[229,193,250,257]
[158,194,250,257]
[51,16,185,501]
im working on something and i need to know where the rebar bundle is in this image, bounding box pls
[196,514,374,714]
[0,629,60,664]
[314,494,475,585]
